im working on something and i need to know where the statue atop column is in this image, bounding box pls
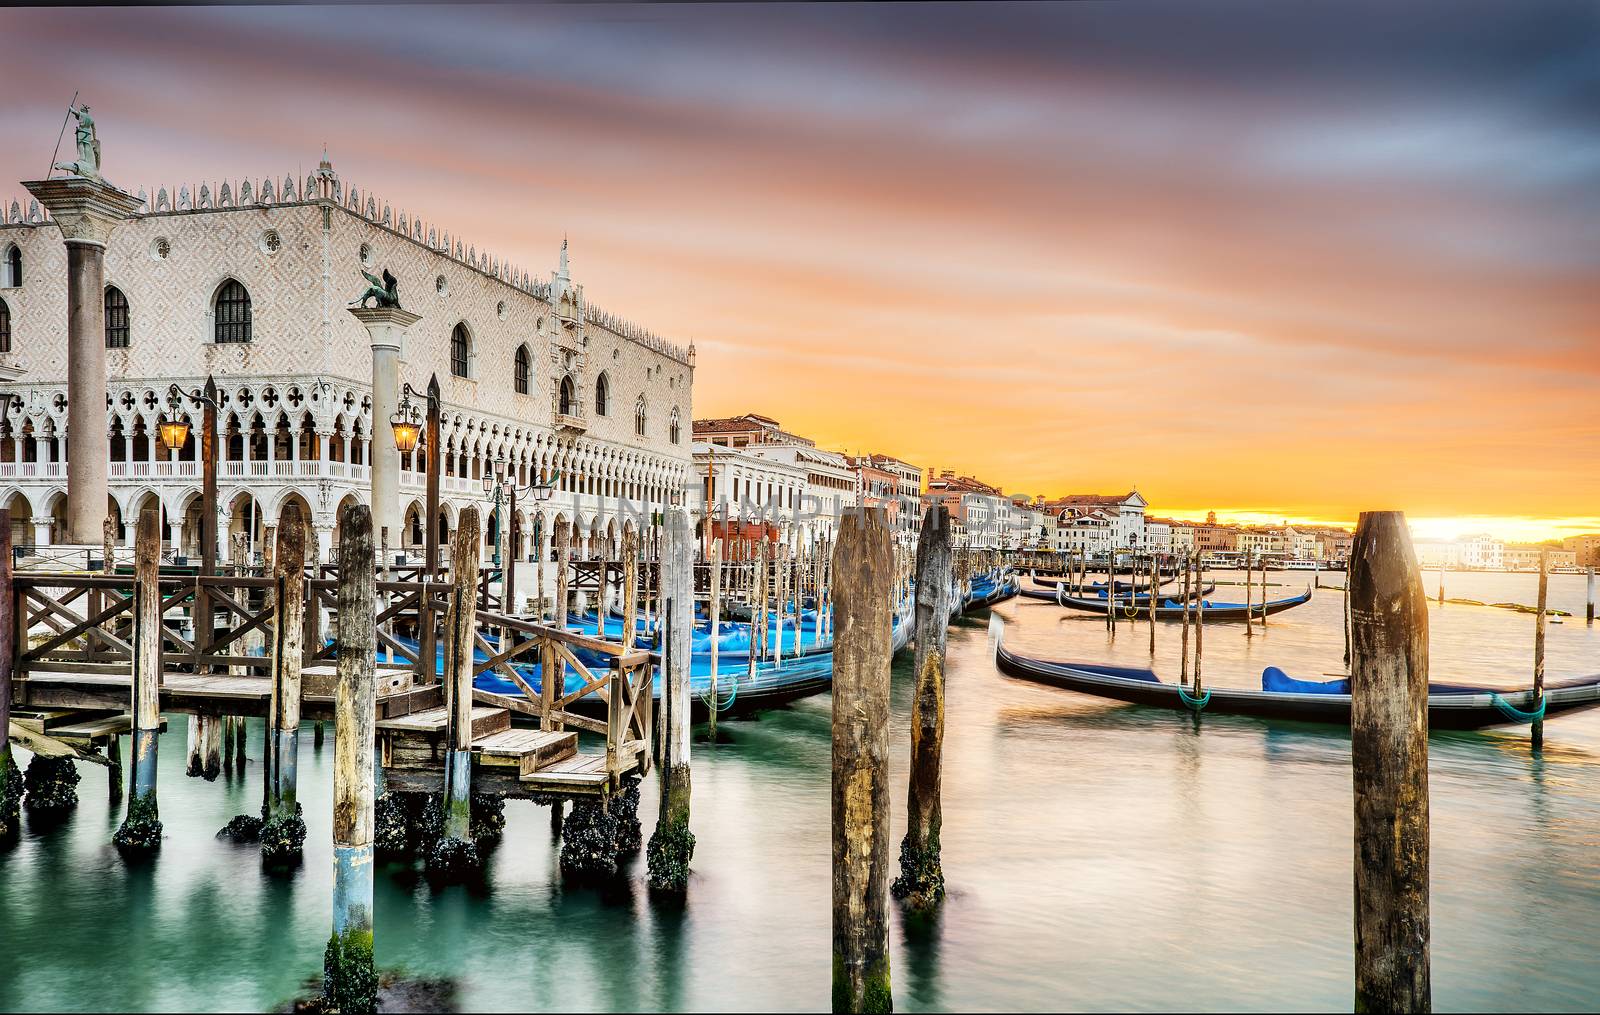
[53,103,103,181]
[350,267,401,309]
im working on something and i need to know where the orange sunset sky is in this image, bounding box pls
[2,3,1596,542]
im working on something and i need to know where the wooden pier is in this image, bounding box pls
[4,528,654,835]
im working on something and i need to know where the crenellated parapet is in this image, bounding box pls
[2,154,693,367]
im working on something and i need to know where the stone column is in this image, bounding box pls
[347,306,420,550]
[23,177,143,544]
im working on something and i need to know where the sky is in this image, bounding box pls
[2,2,1596,542]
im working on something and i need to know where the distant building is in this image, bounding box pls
[1459,533,1504,570]
[691,414,855,537]
[1562,533,1600,569]
[923,471,1008,549]
[1042,491,1148,553]
[851,452,924,543]
[1502,543,1577,571]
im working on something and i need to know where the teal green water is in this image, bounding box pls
[3,571,1599,1011]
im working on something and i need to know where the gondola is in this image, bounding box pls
[1047,585,1313,621]
[1021,582,1215,605]
[1029,573,1172,594]
[992,621,1600,731]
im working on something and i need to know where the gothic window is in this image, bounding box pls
[0,297,10,352]
[514,345,530,394]
[669,407,681,445]
[2,245,19,288]
[450,323,470,378]
[104,285,130,348]
[213,279,252,343]
[634,397,646,437]
[559,375,575,415]
[594,372,609,417]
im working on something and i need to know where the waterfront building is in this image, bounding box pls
[1412,539,1463,570]
[1502,543,1577,571]
[924,470,1008,549]
[1562,533,1600,568]
[692,440,806,539]
[691,413,856,537]
[0,152,693,560]
[1168,521,1197,554]
[1460,533,1505,570]
[1043,491,1148,552]
[1144,519,1172,555]
[1191,512,1238,555]
[849,452,923,544]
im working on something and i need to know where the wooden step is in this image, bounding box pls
[472,729,577,776]
[302,662,413,699]
[378,684,443,719]
[376,704,510,739]
[519,751,609,794]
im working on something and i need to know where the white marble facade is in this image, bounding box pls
[0,157,694,561]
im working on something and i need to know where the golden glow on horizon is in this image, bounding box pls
[1159,509,1599,545]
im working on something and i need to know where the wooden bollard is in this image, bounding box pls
[1148,556,1157,655]
[325,503,379,1013]
[647,506,695,893]
[114,506,164,854]
[1532,548,1548,751]
[433,506,482,876]
[262,506,308,860]
[1349,511,1430,1013]
[893,505,952,911]
[830,507,893,1013]
[1260,557,1269,630]
[0,509,19,844]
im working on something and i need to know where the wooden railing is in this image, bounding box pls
[8,564,654,787]
[471,609,654,782]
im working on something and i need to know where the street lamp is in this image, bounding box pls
[392,376,442,577]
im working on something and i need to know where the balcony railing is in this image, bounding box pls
[0,461,66,480]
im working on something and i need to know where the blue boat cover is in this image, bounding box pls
[1262,666,1348,695]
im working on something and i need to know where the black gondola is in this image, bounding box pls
[1045,585,1312,621]
[993,621,1600,730]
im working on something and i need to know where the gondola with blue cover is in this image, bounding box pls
[992,619,1600,730]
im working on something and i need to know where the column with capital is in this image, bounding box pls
[23,176,143,544]
[348,305,420,552]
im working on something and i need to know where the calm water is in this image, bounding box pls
[3,571,1598,1011]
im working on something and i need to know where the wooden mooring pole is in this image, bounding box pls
[1532,548,1548,751]
[1349,511,1430,1014]
[1180,550,1193,686]
[326,503,378,1013]
[647,506,695,893]
[432,506,482,876]
[830,507,893,1013]
[1587,566,1595,626]
[893,505,952,912]
[113,506,163,855]
[0,509,18,845]
[707,538,722,743]
[262,505,307,861]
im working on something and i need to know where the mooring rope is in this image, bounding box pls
[1176,684,1211,711]
[1489,692,1545,724]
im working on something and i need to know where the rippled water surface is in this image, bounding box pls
[2,570,1597,1011]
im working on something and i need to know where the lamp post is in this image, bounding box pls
[160,376,221,663]
[482,459,556,615]
[391,375,441,579]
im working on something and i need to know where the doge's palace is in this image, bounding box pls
[0,150,695,566]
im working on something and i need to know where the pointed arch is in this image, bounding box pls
[514,343,531,394]
[104,284,130,348]
[634,395,647,437]
[594,372,610,417]
[559,374,575,415]
[450,321,472,378]
[213,277,252,343]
